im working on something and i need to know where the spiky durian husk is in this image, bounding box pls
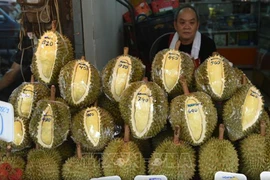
[151,127,174,150]
[119,81,168,139]
[170,91,217,146]
[0,155,25,170]
[29,100,71,149]
[151,49,195,98]
[8,82,49,119]
[102,138,145,180]
[24,149,61,180]
[32,31,73,85]
[199,138,239,180]
[255,110,270,134]
[148,139,196,180]
[71,106,114,152]
[195,55,238,101]
[223,84,264,141]
[62,154,102,180]
[102,55,145,102]
[58,59,101,108]
[239,134,269,180]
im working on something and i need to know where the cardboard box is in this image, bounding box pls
[151,0,179,15]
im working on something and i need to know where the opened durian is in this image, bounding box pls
[148,126,196,180]
[151,41,195,98]
[199,124,239,180]
[32,21,73,85]
[223,83,264,141]
[102,47,145,102]
[58,57,101,107]
[195,54,238,101]
[71,106,114,152]
[170,77,217,146]
[119,80,168,139]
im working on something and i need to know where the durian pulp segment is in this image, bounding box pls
[131,85,153,138]
[17,84,34,118]
[162,50,182,92]
[13,118,24,146]
[37,104,54,148]
[207,57,225,97]
[185,97,206,143]
[71,61,91,104]
[35,31,58,83]
[111,57,132,101]
[84,107,100,146]
[241,86,263,131]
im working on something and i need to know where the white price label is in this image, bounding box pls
[0,101,14,142]
[260,171,270,180]
[215,171,247,180]
[134,175,167,180]
[90,176,121,180]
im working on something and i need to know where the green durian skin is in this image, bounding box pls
[199,138,239,180]
[151,127,174,150]
[223,84,264,141]
[0,155,25,170]
[62,154,102,180]
[148,139,196,180]
[170,91,217,146]
[119,81,168,139]
[102,55,145,102]
[71,107,115,152]
[24,149,62,180]
[195,55,238,101]
[58,60,102,108]
[8,82,50,119]
[102,138,145,180]
[32,32,74,85]
[240,134,269,180]
[29,100,71,149]
[151,49,195,98]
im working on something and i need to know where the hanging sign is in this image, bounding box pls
[215,171,247,180]
[134,175,168,180]
[0,101,14,142]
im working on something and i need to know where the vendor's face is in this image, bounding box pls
[174,8,199,44]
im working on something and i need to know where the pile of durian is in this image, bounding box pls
[1,33,269,180]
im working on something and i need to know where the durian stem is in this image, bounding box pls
[124,124,130,143]
[31,75,34,83]
[175,40,181,50]
[6,145,11,157]
[81,56,85,60]
[173,125,180,145]
[143,77,148,82]
[179,76,190,95]
[219,124,225,140]
[124,47,129,56]
[242,74,247,85]
[94,101,98,107]
[36,143,39,149]
[51,20,57,31]
[50,85,56,101]
[260,120,266,136]
[76,143,82,159]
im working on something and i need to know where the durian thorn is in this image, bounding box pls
[173,125,180,145]
[219,124,225,140]
[81,56,85,60]
[179,75,190,95]
[50,85,56,101]
[76,143,82,159]
[143,77,148,82]
[175,40,181,50]
[6,145,12,157]
[242,74,247,85]
[30,75,34,83]
[260,120,266,136]
[124,124,130,143]
[124,47,129,56]
[51,20,57,32]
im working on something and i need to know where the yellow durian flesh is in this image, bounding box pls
[13,118,25,146]
[17,84,34,118]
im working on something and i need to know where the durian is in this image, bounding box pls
[119,80,168,139]
[151,126,174,150]
[102,47,145,102]
[58,57,101,107]
[195,54,239,101]
[0,146,25,170]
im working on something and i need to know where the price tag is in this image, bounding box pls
[134,175,167,180]
[215,171,247,180]
[260,171,270,180]
[0,101,14,142]
[90,176,121,180]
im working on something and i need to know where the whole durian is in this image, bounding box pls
[0,148,25,170]
[195,54,239,101]
[58,57,101,107]
[102,47,145,102]
[119,80,168,139]
[32,22,73,85]
[148,127,196,180]
[199,124,239,180]
[71,106,115,151]
[223,83,264,141]
[151,41,195,98]
[170,77,217,146]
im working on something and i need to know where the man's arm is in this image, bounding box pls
[0,62,21,91]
